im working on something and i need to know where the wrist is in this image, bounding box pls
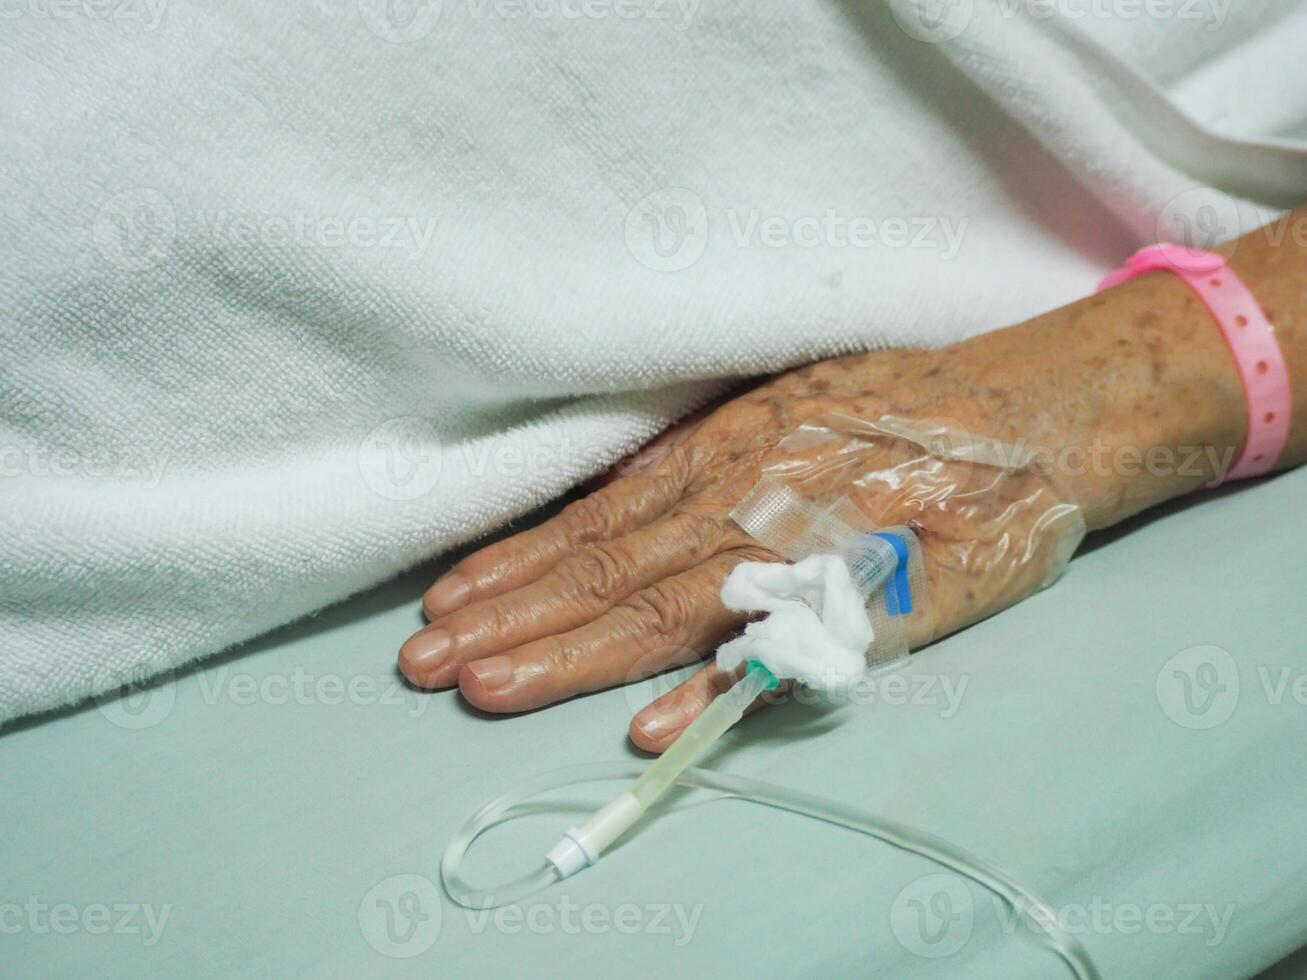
[859,209,1304,533]
[941,273,1246,531]
[1076,272,1246,528]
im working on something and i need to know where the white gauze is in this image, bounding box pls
[716,554,873,691]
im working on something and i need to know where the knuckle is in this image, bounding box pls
[558,543,632,605]
[540,637,585,677]
[559,491,619,546]
[448,599,514,645]
[621,580,694,644]
[677,510,727,561]
[657,443,698,488]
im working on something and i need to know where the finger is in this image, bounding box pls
[457,548,776,713]
[630,662,739,753]
[629,661,785,754]
[400,509,753,689]
[422,465,688,618]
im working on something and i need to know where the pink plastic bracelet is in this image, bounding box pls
[1098,243,1291,482]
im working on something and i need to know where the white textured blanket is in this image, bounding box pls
[2,0,1305,724]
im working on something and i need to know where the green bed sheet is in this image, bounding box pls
[3,468,1306,978]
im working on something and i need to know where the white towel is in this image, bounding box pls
[2,0,1305,723]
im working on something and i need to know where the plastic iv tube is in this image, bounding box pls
[442,662,776,910]
[440,662,1102,980]
[537,660,780,880]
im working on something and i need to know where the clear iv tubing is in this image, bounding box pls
[441,665,1102,980]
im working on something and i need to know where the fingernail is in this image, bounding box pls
[401,628,450,672]
[425,572,470,617]
[634,708,681,742]
[465,655,514,692]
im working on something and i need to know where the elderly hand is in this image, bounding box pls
[399,250,1275,751]
[398,350,934,734]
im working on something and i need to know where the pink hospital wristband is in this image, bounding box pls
[1098,244,1291,482]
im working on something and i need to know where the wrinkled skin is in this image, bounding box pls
[401,207,1307,750]
[399,347,1083,752]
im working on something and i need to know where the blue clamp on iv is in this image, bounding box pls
[870,531,913,615]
